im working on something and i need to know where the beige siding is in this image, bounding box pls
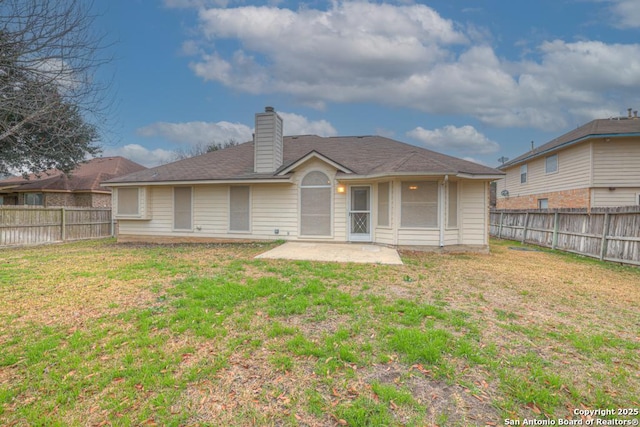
[459,181,487,245]
[254,112,283,173]
[397,229,440,246]
[393,178,444,247]
[118,160,344,242]
[497,143,591,202]
[375,228,394,245]
[591,187,640,207]
[192,186,228,233]
[117,173,491,248]
[443,229,461,246]
[119,187,172,236]
[251,184,298,237]
[592,138,640,186]
[334,187,347,241]
[373,181,395,245]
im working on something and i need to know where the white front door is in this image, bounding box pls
[349,186,371,242]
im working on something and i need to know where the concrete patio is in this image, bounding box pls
[255,242,403,265]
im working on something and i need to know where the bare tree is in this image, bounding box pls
[170,139,240,162]
[0,0,110,176]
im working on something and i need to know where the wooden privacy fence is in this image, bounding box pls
[490,207,640,266]
[0,206,112,247]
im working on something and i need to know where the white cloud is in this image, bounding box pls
[103,144,175,167]
[136,121,254,145]
[191,2,467,93]
[278,112,337,137]
[609,0,640,29]
[407,125,500,154]
[135,113,336,150]
[181,2,640,131]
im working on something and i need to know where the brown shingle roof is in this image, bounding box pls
[105,135,502,185]
[0,157,147,193]
[501,118,640,169]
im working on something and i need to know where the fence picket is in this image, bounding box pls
[491,207,640,266]
[0,206,112,247]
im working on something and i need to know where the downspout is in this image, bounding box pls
[440,175,447,247]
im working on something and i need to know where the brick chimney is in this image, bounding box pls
[254,106,283,173]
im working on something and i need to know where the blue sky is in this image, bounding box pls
[97,0,640,168]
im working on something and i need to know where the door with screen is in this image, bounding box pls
[349,186,371,242]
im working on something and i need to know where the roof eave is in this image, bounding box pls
[335,171,502,180]
[102,177,293,187]
[455,172,505,180]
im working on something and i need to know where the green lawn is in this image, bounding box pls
[0,238,638,426]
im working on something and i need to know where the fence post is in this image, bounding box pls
[521,212,529,244]
[61,207,66,241]
[552,212,559,249]
[599,212,611,261]
[498,211,504,238]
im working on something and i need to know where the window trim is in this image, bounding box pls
[173,186,193,231]
[520,164,528,184]
[229,185,251,233]
[299,170,333,237]
[400,181,439,229]
[545,154,558,174]
[636,193,640,206]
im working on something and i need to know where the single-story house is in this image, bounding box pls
[0,157,146,207]
[496,112,640,209]
[104,107,503,251]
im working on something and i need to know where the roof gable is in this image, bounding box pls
[276,150,354,175]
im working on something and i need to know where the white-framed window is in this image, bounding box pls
[545,154,558,174]
[636,193,640,205]
[173,187,193,230]
[0,196,4,205]
[300,171,331,236]
[447,181,458,228]
[24,193,44,206]
[520,164,528,184]
[229,186,251,232]
[377,182,390,227]
[538,198,549,209]
[401,181,438,228]
[117,188,139,215]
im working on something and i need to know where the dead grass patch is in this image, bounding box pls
[0,238,638,426]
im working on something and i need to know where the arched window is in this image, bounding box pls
[300,171,331,236]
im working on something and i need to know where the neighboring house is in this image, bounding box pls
[0,157,146,208]
[104,107,503,251]
[496,113,640,209]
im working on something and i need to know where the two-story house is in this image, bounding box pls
[496,112,640,209]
